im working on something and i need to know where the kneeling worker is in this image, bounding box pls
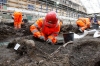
[76,16,91,32]
[30,11,63,44]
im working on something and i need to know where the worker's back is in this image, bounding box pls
[77,17,90,28]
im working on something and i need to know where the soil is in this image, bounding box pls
[0,22,100,66]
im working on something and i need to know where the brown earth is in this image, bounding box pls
[0,22,100,66]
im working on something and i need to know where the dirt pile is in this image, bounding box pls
[7,39,35,56]
[62,38,100,66]
[60,24,79,34]
[0,23,31,42]
[1,37,100,66]
[0,24,15,41]
[0,38,70,66]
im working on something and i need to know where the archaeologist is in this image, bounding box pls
[30,11,63,44]
[12,11,23,30]
[76,16,91,32]
[92,14,99,29]
[92,14,98,24]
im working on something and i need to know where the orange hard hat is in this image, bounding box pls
[45,11,58,28]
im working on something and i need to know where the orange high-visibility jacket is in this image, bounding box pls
[13,11,22,29]
[76,18,91,31]
[30,18,62,44]
[13,11,22,23]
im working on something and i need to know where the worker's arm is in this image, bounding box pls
[47,25,60,44]
[30,18,43,38]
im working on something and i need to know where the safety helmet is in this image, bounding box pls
[45,11,58,28]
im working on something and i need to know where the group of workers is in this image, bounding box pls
[12,11,99,44]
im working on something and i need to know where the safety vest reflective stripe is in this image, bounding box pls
[32,29,38,34]
[34,23,38,28]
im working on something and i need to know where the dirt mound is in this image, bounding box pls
[0,38,70,66]
[0,24,15,41]
[7,39,35,56]
[4,37,100,66]
[60,25,79,34]
[58,38,100,66]
[0,23,31,42]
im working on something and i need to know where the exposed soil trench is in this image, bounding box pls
[0,23,100,66]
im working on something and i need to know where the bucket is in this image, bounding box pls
[63,33,74,43]
[92,24,99,29]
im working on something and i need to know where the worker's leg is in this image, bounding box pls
[17,22,21,29]
[19,14,22,28]
[14,22,18,30]
[14,13,19,30]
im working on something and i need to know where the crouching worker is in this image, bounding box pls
[13,11,22,30]
[76,17,91,32]
[30,11,62,44]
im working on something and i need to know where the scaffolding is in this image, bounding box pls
[0,0,87,24]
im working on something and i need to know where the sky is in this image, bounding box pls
[80,0,100,14]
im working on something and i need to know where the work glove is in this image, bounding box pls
[39,36,45,41]
[46,39,52,44]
